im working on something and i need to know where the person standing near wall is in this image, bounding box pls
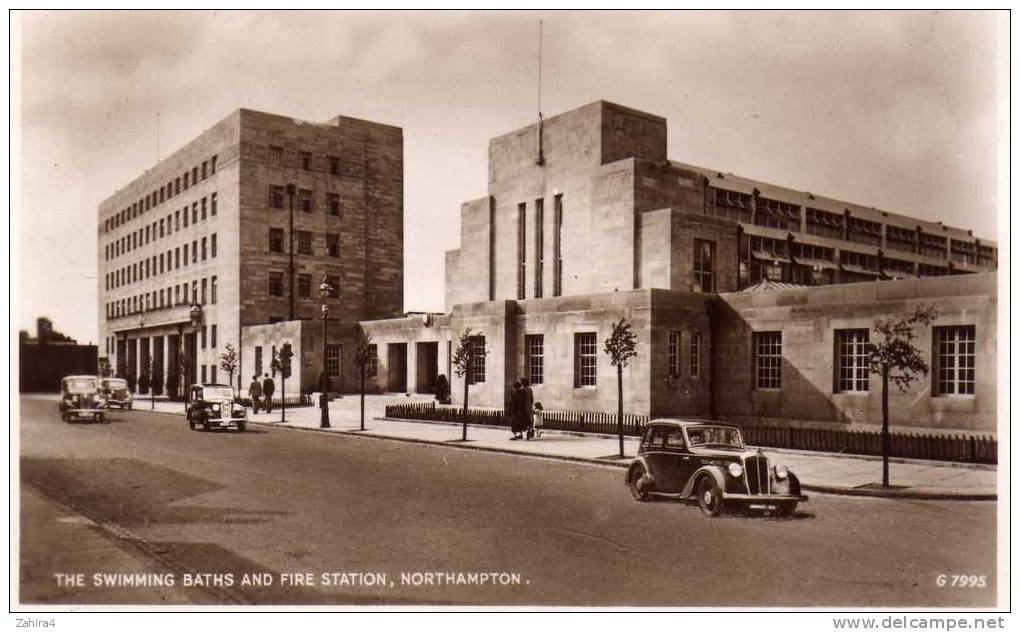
[521,378,535,440]
[262,373,275,413]
[248,376,263,414]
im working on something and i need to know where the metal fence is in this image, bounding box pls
[383,402,997,465]
[237,394,313,408]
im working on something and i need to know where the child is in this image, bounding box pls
[532,402,544,439]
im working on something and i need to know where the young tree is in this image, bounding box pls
[219,343,238,391]
[353,332,375,431]
[452,329,486,441]
[277,342,293,422]
[867,305,939,487]
[605,318,638,458]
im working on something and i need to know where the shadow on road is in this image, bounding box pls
[22,457,286,526]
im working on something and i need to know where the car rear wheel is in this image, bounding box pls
[236,421,246,433]
[627,464,649,501]
[697,476,724,517]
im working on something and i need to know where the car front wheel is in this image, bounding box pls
[697,476,724,517]
[775,501,797,518]
[627,464,649,501]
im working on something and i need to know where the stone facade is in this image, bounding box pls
[98,108,403,396]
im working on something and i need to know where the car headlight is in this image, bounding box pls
[728,462,743,478]
[774,465,788,480]
[212,403,221,412]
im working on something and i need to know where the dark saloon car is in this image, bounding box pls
[186,384,247,432]
[626,420,807,517]
[59,375,106,423]
[99,377,132,410]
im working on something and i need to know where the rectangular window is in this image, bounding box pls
[298,273,312,298]
[525,334,544,385]
[269,146,283,166]
[159,218,165,238]
[693,239,715,293]
[201,161,207,180]
[517,203,526,300]
[836,329,870,393]
[210,192,217,216]
[269,228,284,253]
[201,237,207,261]
[469,336,486,384]
[366,344,378,377]
[934,326,976,396]
[175,177,181,195]
[300,152,312,171]
[326,233,340,257]
[184,172,190,189]
[192,202,198,224]
[668,331,681,377]
[255,346,263,376]
[753,331,783,390]
[210,155,217,174]
[329,156,340,176]
[201,197,207,220]
[299,189,313,212]
[211,324,217,348]
[201,277,207,304]
[201,365,207,383]
[183,244,189,265]
[201,325,207,349]
[269,272,284,297]
[325,275,340,298]
[574,332,597,387]
[326,193,340,216]
[326,344,341,377]
[689,332,701,378]
[210,275,217,304]
[211,366,217,383]
[192,167,198,184]
[183,206,190,227]
[297,230,312,255]
[553,194,563,296]
[534,198,544,298]
[270,185,285,209]
[211,233,217,258]
[488,197,496,301]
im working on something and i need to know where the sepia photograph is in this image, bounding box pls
[9,8,1010,622]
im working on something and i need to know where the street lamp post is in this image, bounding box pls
[318,277,333,429]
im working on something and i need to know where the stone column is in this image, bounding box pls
[406,342,418,395]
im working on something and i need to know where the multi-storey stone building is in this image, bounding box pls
[361,101,997,432]
[98,108,403,396]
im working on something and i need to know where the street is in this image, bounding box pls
[17,395,996,607]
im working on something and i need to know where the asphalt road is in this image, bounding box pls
[17,395,997,607]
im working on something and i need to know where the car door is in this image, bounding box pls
[643,428,671,492]
[651,428,692,493]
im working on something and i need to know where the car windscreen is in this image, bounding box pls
[202,387,235,400]
[686,426,743,448]
[65,378,97,393]
[103,379,127,389]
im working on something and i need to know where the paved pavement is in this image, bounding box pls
[138,394,997,500]
[17,395,999,607]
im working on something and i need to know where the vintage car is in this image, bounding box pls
[186,384,247,431]
[626,419,807,517]
[99,377,132,410]
[59,375,106,423]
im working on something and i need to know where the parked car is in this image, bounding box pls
[59,375,106,423]
[186,384,247,432]
[626,419,807,517]
[99,377,132,410]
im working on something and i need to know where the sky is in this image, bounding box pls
[15,10,1004,345]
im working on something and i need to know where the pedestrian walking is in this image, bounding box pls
[532,401,544,438]
[248,376,263,414]
[521,378,536,440]
[262,373,276,413]
[509,381,525,440]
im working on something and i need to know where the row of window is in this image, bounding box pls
[105,194,217,261]
[712,189,996,263]
[106,275,217,319]
[250,342,379,379]
[509,194,564,301]
[752,326,976,396]
[466,333,598,389]
[267,185,344,215]
[106,234,216,291]
[104,155,218,232]
[267,146,347,176]
[267,272,340,299]
[267,228,342,257]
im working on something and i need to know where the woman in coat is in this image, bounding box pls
[509,381,525,440]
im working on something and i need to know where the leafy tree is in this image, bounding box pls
[867,305,939,487]
[278,342,293,422]
[352,332,375,431]
[219,343,238,390]
[452,329,487,441]
[604,318,638,458]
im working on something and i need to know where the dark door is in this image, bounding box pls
[663,427,698,492]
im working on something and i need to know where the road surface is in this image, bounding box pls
[17,395,997,607]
